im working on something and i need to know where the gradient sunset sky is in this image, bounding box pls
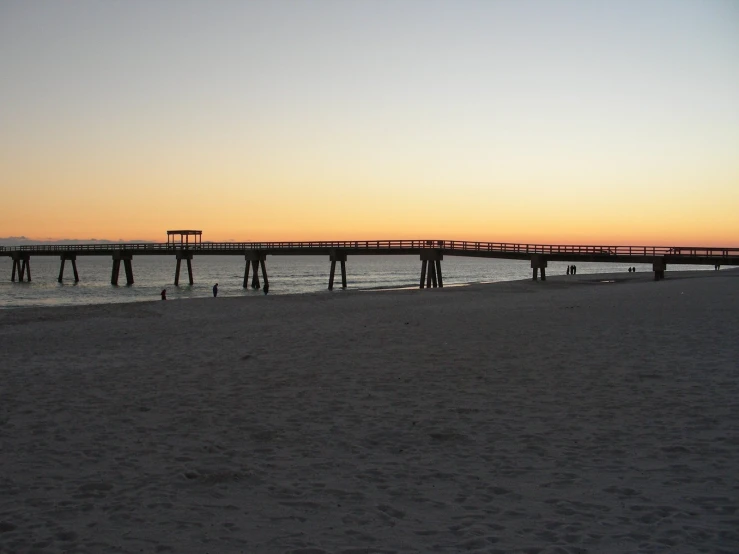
[2,0,737,245]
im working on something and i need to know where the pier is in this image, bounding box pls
[2,239,738,289]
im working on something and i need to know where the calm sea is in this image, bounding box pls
[0,254,722,309]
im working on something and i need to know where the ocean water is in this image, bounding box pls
[0,254,723,309]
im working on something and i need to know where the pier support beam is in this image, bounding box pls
[244,251,268,289]
[111,252,134,286]
[328,250,347,290]
[427,258,437,288]
[11,253,31,282]
[174,250,194,286]
[653,257,666,281]
[419,250,443,289]
[251,260,260,289]
[435,259,444,288]
[531,255,547,281]
[58,254,79,283]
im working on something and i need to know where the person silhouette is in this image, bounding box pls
[161,289,167,300]
[213,283,218,297]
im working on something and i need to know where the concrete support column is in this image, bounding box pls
[112,252,133,286]
[112,260,121,285]
[419,250,443,289]
[251,260,260,289]
[175,250,193,286]
[244,251,267,289]
[185,258,193,285]
[11,253,31,282]
[653,257,666,281]
[124,259,135,285]
[58,254,79,283]
[428,259,437,287]
[328,250,347,290]
[531,255,548,281]
[260,259,270,291]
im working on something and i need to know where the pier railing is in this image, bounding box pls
[2,240,738,258]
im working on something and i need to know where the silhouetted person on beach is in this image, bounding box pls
[213,283,218,297]
[566,265,570,275]
[572,265,577,275]
[161,289,167,300]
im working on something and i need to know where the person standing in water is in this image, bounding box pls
[213,283,218,297]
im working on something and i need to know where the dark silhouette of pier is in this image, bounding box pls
[2,239,737,289]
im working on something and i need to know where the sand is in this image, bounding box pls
[1,270,738,553]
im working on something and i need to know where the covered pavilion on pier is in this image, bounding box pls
[166,230,202,247]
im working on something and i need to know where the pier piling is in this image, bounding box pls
[244,251,267,289]
[112,260,120,285]
[11,254,32,282]
[111,253,133,286]
[531,255,547,281]
[58,254,79,283]
[419,250,443,289]
[328,251,348,290]
[653,257,666,281]
[174,251,193,286]
[260,259,270,290]
[251,260,260,289]
[124,259,134,285]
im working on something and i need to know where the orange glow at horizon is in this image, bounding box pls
[2,2,738,249]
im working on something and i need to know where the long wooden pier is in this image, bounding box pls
[1,240,738,289]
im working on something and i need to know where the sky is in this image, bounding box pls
[1,0,738,246]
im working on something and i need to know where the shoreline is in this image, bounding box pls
[1,268,738,552]
[1,266,734,313]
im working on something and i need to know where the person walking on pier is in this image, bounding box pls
[213,283,218,297]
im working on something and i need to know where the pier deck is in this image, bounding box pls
[2,240,738,288]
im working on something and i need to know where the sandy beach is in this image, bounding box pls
[1,269,738,554]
